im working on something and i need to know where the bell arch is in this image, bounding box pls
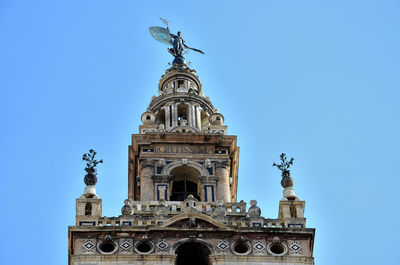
[161,161,209,177]
[162,161,209,201]
[169,165,201,201]
[162,161,210,201]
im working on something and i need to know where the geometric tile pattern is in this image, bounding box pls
[289,241,302,253]
[253,240,266,251]
[120,239,133,251]
[217,240,230,252]
[156,239,169,251]
[83,239,95,251]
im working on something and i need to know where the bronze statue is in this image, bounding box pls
[149,18,204,65]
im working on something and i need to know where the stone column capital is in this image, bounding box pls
[139,160,155,171]
[200,176,219,183]
[152,175,172,183]
[215,160,230,169]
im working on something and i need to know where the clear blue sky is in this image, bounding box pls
[1,0,399,264]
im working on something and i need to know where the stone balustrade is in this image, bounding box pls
[125,200,247,214]
[78,200,284,229]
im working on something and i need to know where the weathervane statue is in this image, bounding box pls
[149,18,205,65]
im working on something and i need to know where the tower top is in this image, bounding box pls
[158,63,203,97]
[69,26,315,264]
[139,63,226,135]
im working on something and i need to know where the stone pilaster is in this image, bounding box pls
[200,175,218,202]
[215,160,231,202]
[139,160,155,201]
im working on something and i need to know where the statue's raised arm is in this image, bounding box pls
[149,18,204,65]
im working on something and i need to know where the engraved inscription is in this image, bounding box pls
[155,144,214,154]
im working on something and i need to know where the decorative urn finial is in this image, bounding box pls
[82,149,103,197]
[248,200,261,218]
[121,199,133,216]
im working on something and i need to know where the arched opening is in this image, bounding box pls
[177,104,189,126]
[188,82,199,95]
[171,179,198,201]
[175,242,211,265]
[85,203,92,216]
[201,110,209,128]
[170,166,201,201]
[177,80,185,89]
[156,109,165,125]
[290,205,297,217]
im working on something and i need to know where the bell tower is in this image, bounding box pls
[68,21,315,265]
[129,63,238,205]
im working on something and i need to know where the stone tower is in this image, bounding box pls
[68,62,315,265]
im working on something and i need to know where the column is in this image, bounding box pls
[187,102,193,127]
[215,161,231,202]
[160,106,167,130]
[193,104,201,130]
[190,105,196,128]
[165,104,172,130]
[139,160,155,201]
[172,103,178,128]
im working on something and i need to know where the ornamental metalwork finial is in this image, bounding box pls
[149,18,205,65]
[82,149,103,186]
[82,149,103,174]
[273,153,294,176]
[273,153,295,189]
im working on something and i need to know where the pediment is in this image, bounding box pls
[161,213,228,229]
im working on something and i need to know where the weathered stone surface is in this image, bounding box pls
[69,64,315,265]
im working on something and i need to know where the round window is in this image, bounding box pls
[267,242,288,256]
[231,241,251,255]
[97,240,118,255]
[134,240,155,254]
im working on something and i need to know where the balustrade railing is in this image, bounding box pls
[80,200,284,229]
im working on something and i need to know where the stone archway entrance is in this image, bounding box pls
[175,242,211,265]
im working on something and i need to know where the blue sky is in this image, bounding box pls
[1,0,399,264]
